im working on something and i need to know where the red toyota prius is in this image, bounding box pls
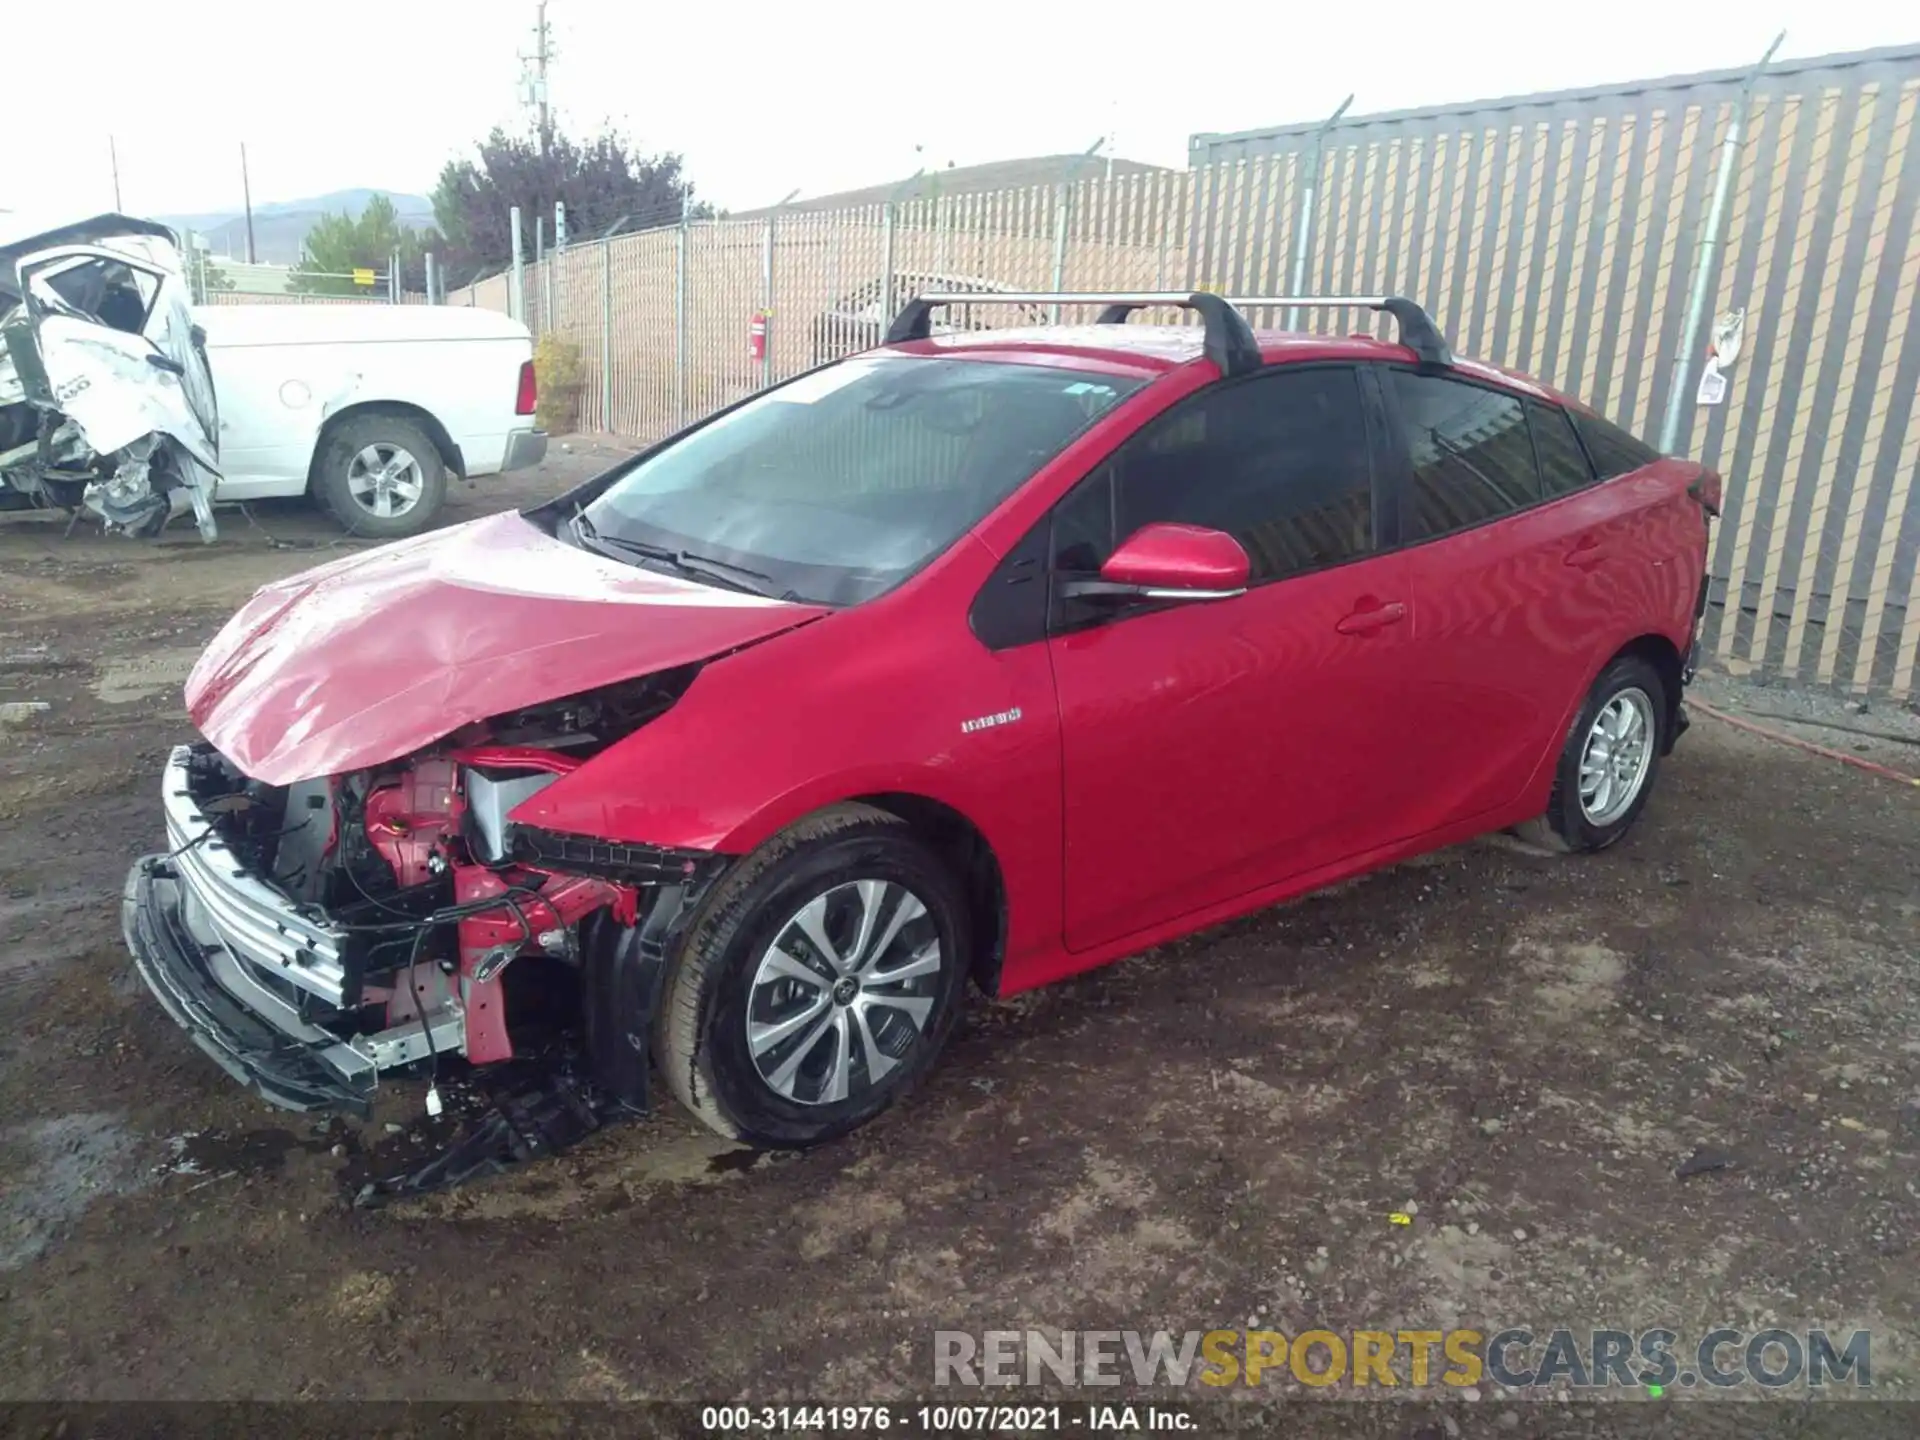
[125,292,1716,1153]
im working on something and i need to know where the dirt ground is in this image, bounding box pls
[1,446,1916,1414]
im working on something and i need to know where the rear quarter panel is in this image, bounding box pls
[1508,456,1708,818]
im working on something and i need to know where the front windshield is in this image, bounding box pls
[578,355,1141,605]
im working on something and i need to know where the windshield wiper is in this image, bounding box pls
[568,510,775,597]
[677,549,777,587]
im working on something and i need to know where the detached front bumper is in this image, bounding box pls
[122,743,465,1115]
[122,855,377,1114]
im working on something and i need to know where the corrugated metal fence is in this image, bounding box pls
[451,42,1920,702]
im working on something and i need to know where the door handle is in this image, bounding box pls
[1335,601,1407,636]
[1565,534,1610,570]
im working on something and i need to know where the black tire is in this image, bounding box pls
[312,413,447,539]
[1518,654,1669,853]
[657,803,970,1147]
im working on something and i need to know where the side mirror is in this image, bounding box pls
[1060,522,1250,603]
[146,351,186,376]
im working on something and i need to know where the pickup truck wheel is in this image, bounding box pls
[658,804,970,1147]
[1518,655,1668,853]
[313,415,446,538]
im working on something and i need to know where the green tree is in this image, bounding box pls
[291,194,439,296]
[432,124,708,280]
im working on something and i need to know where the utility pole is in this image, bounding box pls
[522,1,553,151]
[239,142,258,265]
[535,1,550,146]
[109,137,123,211]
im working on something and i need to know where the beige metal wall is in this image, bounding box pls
[449,44,1920,700]
[1190,45,1920,700]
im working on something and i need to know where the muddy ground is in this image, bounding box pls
[0,448,1916,1415]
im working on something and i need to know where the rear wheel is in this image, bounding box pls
[657,804,969,1147]
[312,414,447,538]
[1518,655,1667,853]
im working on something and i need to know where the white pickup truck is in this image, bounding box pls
[0,213,544,541]
[200,303,546,537]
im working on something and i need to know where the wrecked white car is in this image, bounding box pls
[0,214,220,540]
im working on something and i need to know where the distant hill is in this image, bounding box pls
[158,188,436,266]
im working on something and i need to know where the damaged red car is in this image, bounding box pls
[124,292,1716,1158]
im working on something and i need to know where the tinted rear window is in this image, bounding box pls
[1391,371,1541,539]
[1527,402,1595,498]
[1572,410,1662,479]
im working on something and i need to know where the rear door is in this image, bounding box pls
[1380,369,1643,832]
[1047,364,1424,952]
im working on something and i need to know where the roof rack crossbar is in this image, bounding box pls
[884,290,1452,369]
[887,291,1261,376]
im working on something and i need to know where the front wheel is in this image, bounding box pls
[657,804,970,1147]
[1518,654,1668,853]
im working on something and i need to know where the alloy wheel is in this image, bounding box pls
[346,443,425,520]
[745,880,944,1106]
[1578,686,1656,826]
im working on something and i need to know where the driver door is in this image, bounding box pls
[1047,364,1421,952]
[13,242,219,474]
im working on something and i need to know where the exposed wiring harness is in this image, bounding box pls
[164,813,310,861]
[334,866,543,1113]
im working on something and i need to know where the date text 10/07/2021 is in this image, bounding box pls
[701,1404,1194,1432]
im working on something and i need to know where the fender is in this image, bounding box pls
[508,548,1069,976]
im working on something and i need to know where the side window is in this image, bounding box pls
[1051,463,1114,574]
[1051,367,1375,585]
[1527,401,1596,498]
[34,258,158,335]
[1390,372,1541,540]
[1570,410,1662,479]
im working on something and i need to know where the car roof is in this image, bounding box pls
[883,324,1564,402]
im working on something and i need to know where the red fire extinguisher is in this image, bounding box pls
[748,311,769,364]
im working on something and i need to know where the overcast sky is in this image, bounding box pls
[5,1,1912,223]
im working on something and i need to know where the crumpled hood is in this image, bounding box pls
[188,512,828,784]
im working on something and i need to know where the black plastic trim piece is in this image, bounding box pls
[967,520,1052,651]
[1187,292,1263,377]
[579,862,723,1112]
[883,297,939,345]
[510,826,716,885]
[1379,296,1453,368]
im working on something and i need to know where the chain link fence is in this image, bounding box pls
[451,43,1920,703]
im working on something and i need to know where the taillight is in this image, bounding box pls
[1688,470,1722,517]
[515,359,537,416]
